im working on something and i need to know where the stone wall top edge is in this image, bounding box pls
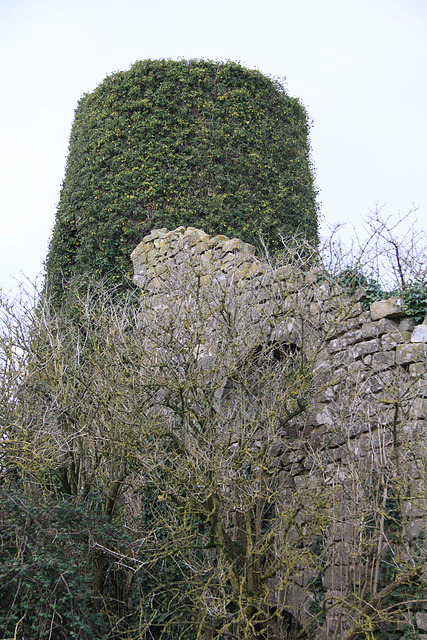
[131,227,427,335]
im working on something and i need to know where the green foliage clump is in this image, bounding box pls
[402,283,427,323]
[335,267,384,308]
[0,483,196,640]
[336,267,427,323]
[0,488,130,639]
[45,58,318,298]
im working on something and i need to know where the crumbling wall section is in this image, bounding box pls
[132,226,427,638]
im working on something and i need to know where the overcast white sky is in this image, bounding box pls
[0,0,426,294]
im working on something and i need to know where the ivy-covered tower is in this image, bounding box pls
[45,59,318,295]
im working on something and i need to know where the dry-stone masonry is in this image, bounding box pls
[132,226,427,639]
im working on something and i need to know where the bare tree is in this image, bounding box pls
[321,205,427,291]
[1,222,427,639]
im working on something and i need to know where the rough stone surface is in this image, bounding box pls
[412,324,427,343]
[370,296,405,320]
[396,343,427,365]
[417,612,427,631]
[131,227,427,638]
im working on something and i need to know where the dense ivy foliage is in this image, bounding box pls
[0,485,197,639]
[401,282,427,323]
[45,59,318,297]
[0,488,126,639]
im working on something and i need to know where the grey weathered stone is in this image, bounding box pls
[396,343,427,365]
[348,339,380,360]
[412,324,427,343]
[409,362,427,377]
[370,296,405,320]
[415,612,427,631]
[327,336,347,353]
[305,267,324,285]
[370,351,395,371]
[130,226,427,639]
[322,565,351,591]
[381,331,406,350]
[399,317,417,331]
[146,227,168,239]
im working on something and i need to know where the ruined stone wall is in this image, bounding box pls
[131,226,427,638]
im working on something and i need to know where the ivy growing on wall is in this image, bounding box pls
[45,59,318,299]
[337,268,427,323]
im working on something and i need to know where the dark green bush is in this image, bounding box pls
[402,282,427,323]
[0,484,193,640]
[0,488,116,639]
[335,267,384,308]
[45,58,318,299]
[335,267,427,323]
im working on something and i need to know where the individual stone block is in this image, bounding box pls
[146,228,168,239]
[324,541,354,566]
[184,227,209,242]
[133,275,148,288]
[207,234,228,248]
[412,324,427,343]
[323,446,348,464]
[410,398,427,419]
[309,302,322,317]
[363,373,386,393]
[153,263,167,276]
[409,362,427,377]
[304,267,324,285]
[276,579,314,624]
[329,315,367,338]
[221,237,256,255]
[327,336,347,353]
[347,302,364,318]
[381,331,405,351]
[377,317,399,332]
[396,343,427,365]
[370,297,405,320]
[150,293,169,310]
[348,421,370,438]
[305,406,334,427]
[313,365,334,389]
[409,519,426,539]
[312,282,332,300]
[324,521,356,544]
[348,339,381,360]
[190,240,209,256]
[153,237,168,250]
[314,386,337,403]
[416,613,427,632]
[271,318,302,346]
[401,498,426,519]
[241,262,266,279]
[130,241,145,261]
[353,286,367,302]
[359,322,381,339]
[344,329,363,345]
[145,247,156,263]
[370,351,396,371]
[274,264,294,280]
[399,317,417,331]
